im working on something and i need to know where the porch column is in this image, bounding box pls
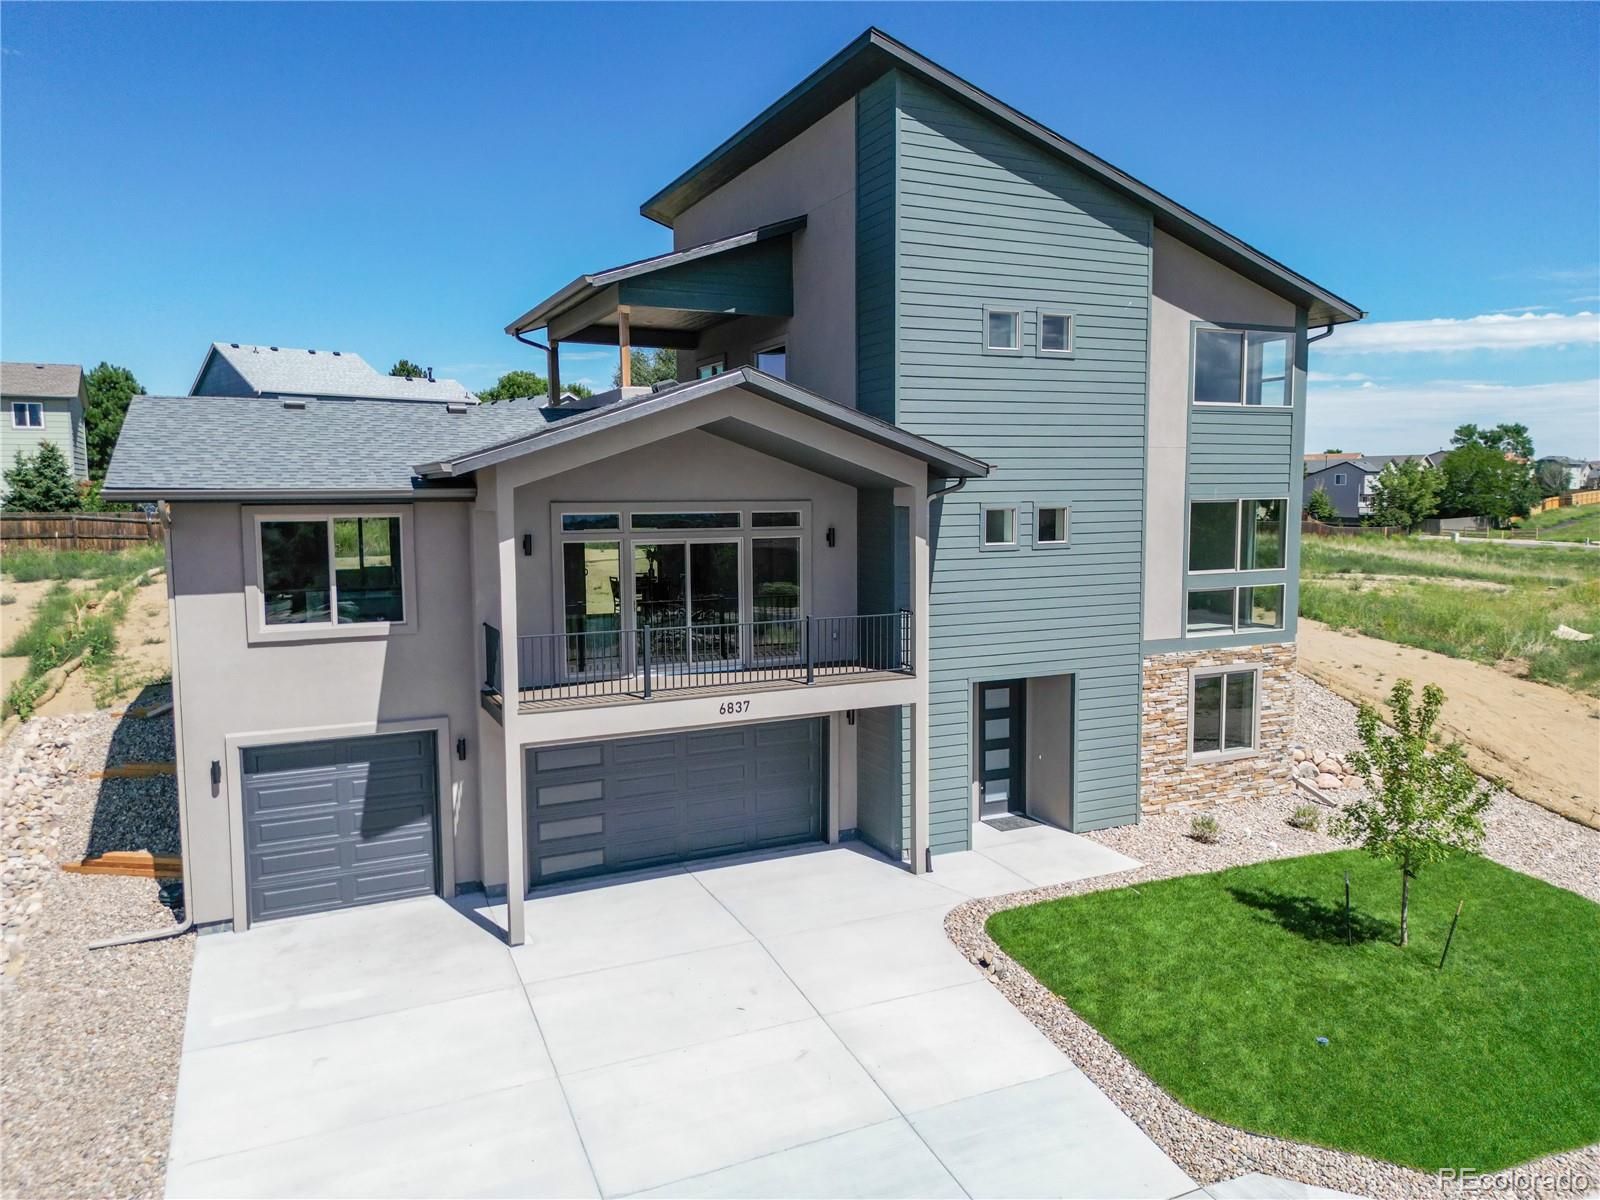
[495,472,528,945]
[547,340,562,405]
[617,305,632,387]
[903,480,932,873]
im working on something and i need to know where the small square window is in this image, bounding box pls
[11,402,42,429]
[1036,505,1069,545]
[696,356,725,380]
[982,505,1017,547]
[1038,313,1073,354]
[985,310,1020,351]
[1333,472,1347,486]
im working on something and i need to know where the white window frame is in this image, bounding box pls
[11,401,43,429]
[1191,325,1295,407]
[242,506,417,644]
[1188,664,1263,762]
[1187,497,1290,575]
[1034,503,1070,547]
[1333,472,1347,486]
[982,306,1023,354]
[1184,583,1287,637]
[1034,311,1075,357]
[980,503,1019,551]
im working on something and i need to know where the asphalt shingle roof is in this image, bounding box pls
[103,394,567,499]
[200,344,476,404]
[1,362,83,399]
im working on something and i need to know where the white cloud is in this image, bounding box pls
[1318,311,1600,355]
[1307,377,1600,458]
[1307,370,1374,383]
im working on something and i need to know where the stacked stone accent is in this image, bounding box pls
[1139,642,1296,813]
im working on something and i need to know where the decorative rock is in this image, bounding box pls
[1291,749,1307,763]
[1315,773,1343,789]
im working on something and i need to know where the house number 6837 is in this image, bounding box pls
[719,700,751,716]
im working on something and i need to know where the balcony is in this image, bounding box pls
[483,612,912,713]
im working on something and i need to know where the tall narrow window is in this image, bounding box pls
[1188,502,1238,571]
[261,521,331,625]
[1238,500,1285,570]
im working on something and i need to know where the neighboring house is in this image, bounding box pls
[1536,455,1590,492]
[191,342,477,404]
[104,28,1363,941]
[1303,452,1447,522]
[1,362,89,483]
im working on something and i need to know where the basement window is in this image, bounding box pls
[1191,667,1259,759]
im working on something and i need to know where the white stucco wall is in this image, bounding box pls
[1144,230,1300,640]
[672,99,857,406]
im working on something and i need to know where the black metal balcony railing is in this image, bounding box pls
[482,612,912,706]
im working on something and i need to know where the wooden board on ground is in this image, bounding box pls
[61,851,182,880]
[1299,618,1600,829]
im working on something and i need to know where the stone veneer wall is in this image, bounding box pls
[1140,643,1296,813]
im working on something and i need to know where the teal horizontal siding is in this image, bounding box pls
[620,235,793,316]
[1188,407,1295,495]
[885,73,1151,851]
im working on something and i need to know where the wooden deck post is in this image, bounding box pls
[617,305,632,387]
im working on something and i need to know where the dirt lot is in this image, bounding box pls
[1300,618,1600,829]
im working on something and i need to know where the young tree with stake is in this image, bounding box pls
[1333,679,1494,947]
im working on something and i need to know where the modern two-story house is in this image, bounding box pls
[104,29,1362,942]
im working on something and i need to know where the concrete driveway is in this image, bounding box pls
[165,825,1196,1199]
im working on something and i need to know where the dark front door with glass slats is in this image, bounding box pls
[978,681,1026,820]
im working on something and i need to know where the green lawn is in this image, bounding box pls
[1511,505,1600,543]
[1299,535,1600,695]
[988,851,1600,1172]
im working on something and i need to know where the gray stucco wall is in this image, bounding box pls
[510,428,860,644]
[167,500,483,924]
[1144,230,1306,652]
[672,98,857,406]
[864,71,1153,844]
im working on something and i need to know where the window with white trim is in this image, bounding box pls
[1333,472,1347,486]
[11,402,43,428]
[1194,327,1292,407]
[985,309,1021,351]
[1037,312,1073,355]
[1036,505,1069,545]
[1191,667,1259,758]
[260,516,403,626]
[981,505,1017,547]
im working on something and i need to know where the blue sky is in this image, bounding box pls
[3,2,1597,456]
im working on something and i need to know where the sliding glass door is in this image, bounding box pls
[752,536,801,663]
[632,541,741,670]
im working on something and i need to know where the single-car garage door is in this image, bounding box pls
[527,718,825,885]
[242,731,439,922]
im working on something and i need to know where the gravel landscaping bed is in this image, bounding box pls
[1,699,191,1200]
[946,671,1599,1200]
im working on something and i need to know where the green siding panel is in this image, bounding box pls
[890,74,1152,852]
[619,235,793,316]
[856,73,899,424]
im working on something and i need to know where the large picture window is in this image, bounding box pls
[260,515,404,627]
[1191,668,1259,758]
[1194,328,1292,407]
[1188,498,1286,573]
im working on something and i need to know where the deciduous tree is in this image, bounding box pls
[614,348,677,388]
[1333,679,1494,947]
[1366,459,1442,531]
[389,359,426,379]
[1439,443,1538,523]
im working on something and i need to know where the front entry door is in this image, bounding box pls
[978,681,1026,819]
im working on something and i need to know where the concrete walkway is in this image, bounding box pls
[166,825,1197,1199]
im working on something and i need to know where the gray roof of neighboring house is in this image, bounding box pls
[194,343,477,404]
[1305,452,1449,476]
[1,362,83,399]
[1537,455,1590,467]
[103,369,987,501]
[640,28,1364,327]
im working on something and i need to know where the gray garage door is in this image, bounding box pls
[526,718,826,885]
[242,731,439,922]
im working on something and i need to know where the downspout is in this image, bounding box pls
[1307,324,1335,344]
[91,501,194,950]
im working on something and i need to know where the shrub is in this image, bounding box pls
[1288,803,1322,831]
[1305,487,1339,523]
[1189,814,1220,843]
[2,442,81,512]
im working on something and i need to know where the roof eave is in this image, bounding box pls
[640,28,1364,325]
[98,485,478,504]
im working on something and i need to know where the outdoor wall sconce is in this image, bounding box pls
[825,526,836,548]
[456,737,468,761]
[846,709,856,726]
[522,534,533,556]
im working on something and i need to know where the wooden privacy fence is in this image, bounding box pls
[0,511,163,551]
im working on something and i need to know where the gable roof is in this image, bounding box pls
[1,362,83,399]
[416,367,989,482]
[103,370,986,502]
[641,28,1364,327]
[192,343,476,404]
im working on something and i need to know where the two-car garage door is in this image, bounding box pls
[242,732,439,923]
[527,718,826,885]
